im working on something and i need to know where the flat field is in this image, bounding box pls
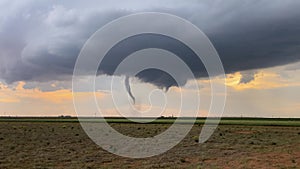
[0,118,300,169]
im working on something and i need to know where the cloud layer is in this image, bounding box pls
[0,0,300,88]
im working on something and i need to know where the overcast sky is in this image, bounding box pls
[0,0,299,117]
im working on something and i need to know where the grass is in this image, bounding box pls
[0,117,300,126]
[0,121,299,168]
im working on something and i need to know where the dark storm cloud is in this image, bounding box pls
[0,0,300,89]
[99,34,205,89]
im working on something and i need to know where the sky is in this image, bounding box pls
[0,0,299,117]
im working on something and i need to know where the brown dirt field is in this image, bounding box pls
[0,122,300,169]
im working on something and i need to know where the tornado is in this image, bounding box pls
[125,76,135,104]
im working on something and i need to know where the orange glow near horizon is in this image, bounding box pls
[0,66,300,117]
[225,71,299,90]
[0,81,106,104]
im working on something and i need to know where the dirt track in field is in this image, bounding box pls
[0,122,300,169]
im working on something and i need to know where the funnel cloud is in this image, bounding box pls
[125,76,135,104]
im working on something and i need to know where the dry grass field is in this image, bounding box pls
[0,120,300,169]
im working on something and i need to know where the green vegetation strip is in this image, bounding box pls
[1,117,300,126]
